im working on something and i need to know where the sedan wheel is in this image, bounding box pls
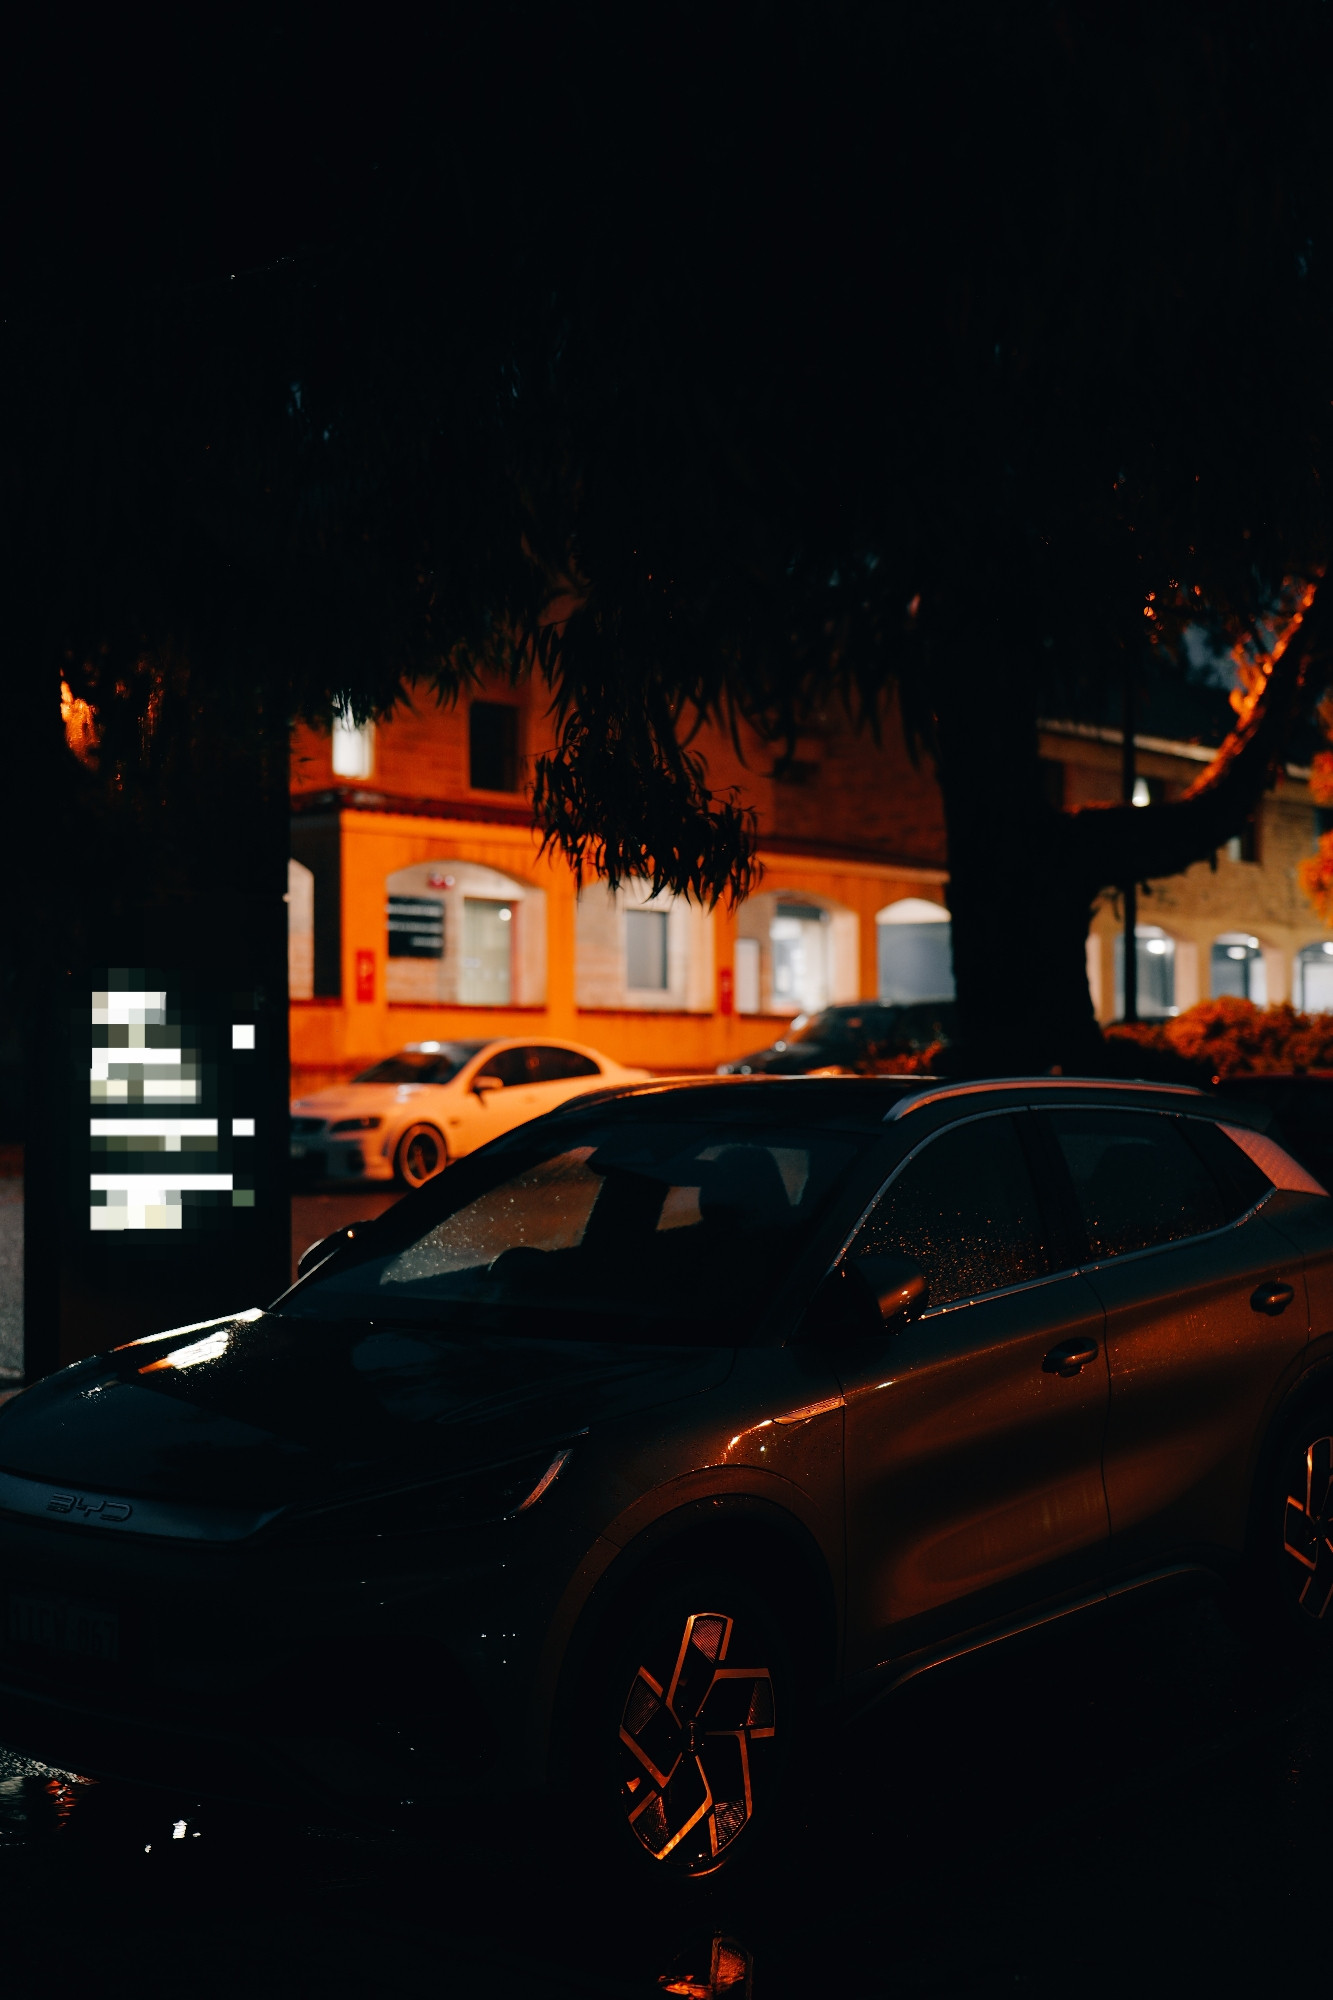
[394,1123,448,1188]
[599,1577,792,1881]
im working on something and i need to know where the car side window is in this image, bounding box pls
[529,1047,601,1083]
[1044,1109,1227,1260]
[475,1048,530,1088]
[847,1113,1048,1307]
[1182,1117,1273,1218]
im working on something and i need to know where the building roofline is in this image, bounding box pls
[1039,716,1311,782]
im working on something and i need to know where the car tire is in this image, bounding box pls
[394,1123,448,1189]
[1239,1400,1333,1655]
[577,1569,800,1887]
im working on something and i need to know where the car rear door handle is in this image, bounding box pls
[1251,1281,1296,1317]
[1043,1338,1099,1377]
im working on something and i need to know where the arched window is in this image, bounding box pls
[1114,924,1177,1018]
[288,858,314,1001]
[1296,942,1333,1013]
[575,881,714,1012]
[734,892,859,1015]
[875,897,954,1004]
[1210,932,1267,1004]
[384,861,546,1007]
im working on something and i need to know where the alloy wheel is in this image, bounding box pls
[617,1607,777,1874]
[396,1123,447,1188]
[1283,1434,1333,1622]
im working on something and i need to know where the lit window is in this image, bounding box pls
[332,703,374,779]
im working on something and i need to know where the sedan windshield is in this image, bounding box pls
[352,1043,486,1086]
[281,1109,874,1344]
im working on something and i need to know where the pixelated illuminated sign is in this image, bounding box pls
[87,979,256,1232]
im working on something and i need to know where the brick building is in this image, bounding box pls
[288,681,950,1088]
[287,680,1333,1088]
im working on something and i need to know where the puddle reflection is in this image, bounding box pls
[660,1934,754,1998]
[0,1754,94,1844]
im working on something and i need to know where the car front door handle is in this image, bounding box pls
[1251,1281,1296,1317]
[1043,1338,1100,1378]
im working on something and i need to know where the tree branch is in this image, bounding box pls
[1064,582,1326,892]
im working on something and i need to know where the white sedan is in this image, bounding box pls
[290,1037,651,1187]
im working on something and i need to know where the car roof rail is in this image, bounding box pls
[885,1075,1209,1120]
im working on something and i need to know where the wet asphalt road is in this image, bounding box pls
[0,1586,1327,1997]
[0,1180,1325,1992]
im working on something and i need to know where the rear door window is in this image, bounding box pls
[848,1113,1049,1306]
[529,1047,602,1083]
[1182,1118,1275,1216]
[1043,1109,1227,1260]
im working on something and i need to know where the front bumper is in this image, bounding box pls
[290,1137,394,1184]
[0,1510,562,1808]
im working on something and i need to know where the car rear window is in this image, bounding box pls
[1182,1117,1275,1215]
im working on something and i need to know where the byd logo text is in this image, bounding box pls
[46,1492,133,1524]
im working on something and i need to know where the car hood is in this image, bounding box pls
[0,1313,733,1514]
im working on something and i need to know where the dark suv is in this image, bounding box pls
[715,1001,954,1074]
[0,1074,1329,1883]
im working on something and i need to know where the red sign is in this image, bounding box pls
[718,966,734,1017]
[355,950,376,1004]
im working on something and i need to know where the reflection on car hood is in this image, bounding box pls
[0,1314,732,1512]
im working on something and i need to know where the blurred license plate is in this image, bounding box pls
[8,1593,119,1662]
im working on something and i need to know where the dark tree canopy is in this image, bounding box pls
[7,3,1333,1070]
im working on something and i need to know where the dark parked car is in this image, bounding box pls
[716,1000,955,1074]
[0,1074,1331,1884]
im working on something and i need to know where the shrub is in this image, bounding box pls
[1104,997,1333,1078]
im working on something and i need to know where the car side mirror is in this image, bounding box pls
[472,1074,504,1098]
[800,1252,929,1343]
[296,1222,367,1280]
[852,1252,930,1329]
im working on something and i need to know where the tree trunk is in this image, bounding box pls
[934,595,1324,1077]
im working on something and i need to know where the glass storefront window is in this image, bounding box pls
[770,903,829,1014]
[1210,933,1266,1003]
[1297,942,1333,1013]
[460,899,514,1005]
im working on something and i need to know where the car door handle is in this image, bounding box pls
[1043,1338,1099,1377]
[1251,1281,1296,1317]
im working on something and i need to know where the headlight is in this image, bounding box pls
[281,1446,575,1542]
[330,1116,382,1133]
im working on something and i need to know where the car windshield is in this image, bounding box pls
[352,1043,487,1085]
[787,1009,893,1050]
[280,1109,874,1344]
